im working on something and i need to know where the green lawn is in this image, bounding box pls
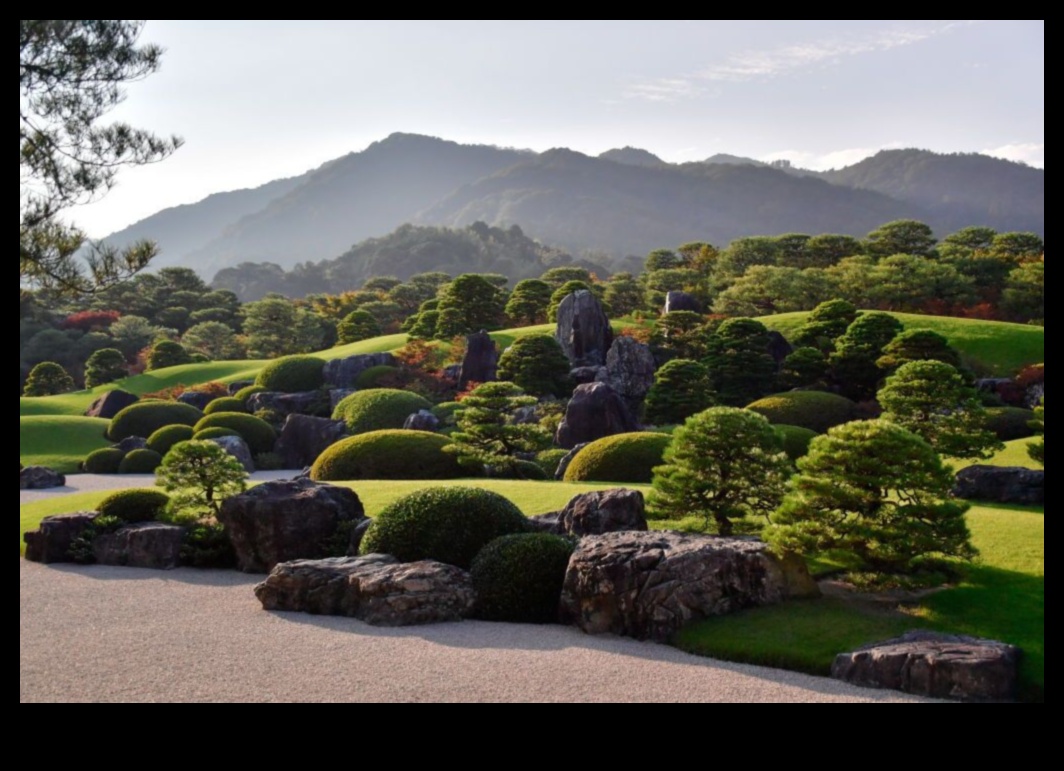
[676,503,1044,701]
[760,311,1043,377]
[19,416,111,474]
[950,439,1042,472]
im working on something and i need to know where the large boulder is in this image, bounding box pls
[459,331,498,390]
[93,523,185,571]
[555,290,613,368]
[275,415,347,470]
[177,391,213,411]
[560,531,819,642]
[323,353,396,389]
[246,391,325,420]
[664,291,702,314]
[329,389,356,412]
[255,555,476,627]
[20,466,66,490]
[831,631,1021,702]
[570,366,607,386]
[555,383,639,450]
[24,513,98,564]
[553,443,590,481]
[208,435,256,474]
[531,489,648,537]
[604,337,656,413]
[767,331,794,370]
[228,380,255,396]
[218,479,367,573]
[953,466,1044,505]
[403,410,440,433]
[85,390,138,420]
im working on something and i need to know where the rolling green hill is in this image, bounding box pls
[20,417,111,474]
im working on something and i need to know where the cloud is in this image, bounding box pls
[622,78,702,102]
[761,144,906,171]
[983,143,1044,168]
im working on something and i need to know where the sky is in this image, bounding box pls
[72,19,1044,237]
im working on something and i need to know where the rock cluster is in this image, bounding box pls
[555,290,613,368]
[323,353,396,389]
[275,415,347,469]
[953,466,1044,505]
[555,383,639,449]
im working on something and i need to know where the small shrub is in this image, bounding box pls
[746,391,857,434]
[564,433,671,483]
[311,430,464,481]
[984,407,1037,441]
[193,413,278,454]
[23,362,75,397]
[192,427,240,441]
[83,448,125,474]
[489,460,549,480]
[157,441,248,523]
[235,385,267,403]
[147,425,195,456]
[147,341,192,371]
[97,489,171,523]
[118,449,163,474]
[254,452,283,471]
[256,355,325,393]
[360,486,530,569]
[535,449,568,478]
[108,402,204,442]
[773,425,818,462]
[431,402,461,427]
[181,522,237,569]
[354,365,400,390]
[204,397,247,415]
[332,389,433,435]
[471,534,575,623]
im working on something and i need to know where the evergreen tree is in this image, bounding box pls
[147,341,192,372]
[791,299,858,352]
[828,312,904,401]
[84,348,127,388]
[337,310,382,345]
[650,311,709,362]
[703,318,777,406]
[644,360,717,426]
[496,335,572,398]
[156,441,248,524]
[778,348,829,391]
[23,362,76,397]
[877,330,962,372]
[603,273,646,317]
[446,382,552,478]
[1030,402,1044,466]
[437,274,507,334]
[505,280,553,326]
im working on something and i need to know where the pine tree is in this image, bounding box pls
[23,362,76,397]
[84,348,127,388]
[1030,402,1044,466]
[644,360,717,425]
[156,441,248,524]
[505,280,553,326]
[703,318,777,406]
[337,310,382,344]
[496,335,572,398]
[446,383,552,478]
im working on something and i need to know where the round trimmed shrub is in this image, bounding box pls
[97,489,171,523]
[255,355,325,393]
[235,385,266,402]
[204,397,247,415]
[147,425,195,456]
[490,460,549,481]
[108,402,205,442]
[563,432,671,483]
[332,389,433,435]
[311,430,464,482]
[984,407,1037,441]
[773,425,818,462]
[193,413,277,454]
[354,365,399,389]
[535,449,568,478]
[359,486,530,569]
[118,449,163,474]
[84,448,125,474]
[471,534,575,623]
[431,402,461,427]
[746,391,858,434]
[193,427,240,441]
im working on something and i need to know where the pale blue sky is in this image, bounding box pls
[78,19,1044,236]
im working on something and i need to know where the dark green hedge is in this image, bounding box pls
[332,389,433,435]
[255,355,325,393]
[746,391,858,434]
[97,489,171,523]
[564,432,672,483]
[108,402,205,442]
[310,430,464,482]
[118,449,163,474]
[471,534,575,623]
[146,425,195,456]
[194,413,277,454]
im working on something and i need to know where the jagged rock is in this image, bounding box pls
[1026,383,1044,409]
[560,531,819,642]
[831,631,1021,702]
[20,466,66,490]
[570,366,607,385]
[228,380,256,396]
[112,437,147,454]
[767,332,794,370]
[209,435,256,473]
[329,389,356,412]
[555,383,639,450]
[403,410,440,432]
[443,365,463,382]
[459,331,498,389]
[559,489,648,536]
[604,337,656,412]
[85,390,138,420]
[322,353,396,389]
[24,513,98,564]
[553,443,590,480]
[93,523,185,571]
[349,519,373,555]
[275,415,347,470]
[953,466,1044,505]
[664,291,702,314]
[177,391,213,411]
[255,555,476,627]
[512,406,539,425]
[528,512,563,534]
[555,290,613,368]
[218,478,367,573]
[247,391,326,420]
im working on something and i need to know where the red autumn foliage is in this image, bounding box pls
[62,310,120,332]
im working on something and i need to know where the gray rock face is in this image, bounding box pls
[275,415,347,470]
[604,337,657,413]
[255,555,476,627]
[247,391,326,420]
[85,390,138,420]
[832,631,1021,702]
[570,366,607,386]
[177,391,213,411]
[323,353,396,389]
[329,389,356,412]
[20,466,66,490]
[953,466,1044,505]
[403,410,440,432]
[560,531,819,642]
[228,380,255,396]
[209,435,256,473]
[24,513,98,564]
[767,331,794,370]
[459,331,498,389]
[664,291,702,314]
[553,443,590,480]
[112,437,148,454]
[555,383,639,450]
[558,488,649,537]
[93,523,185,570]
[555,290,614,368]
[218,479,367,573]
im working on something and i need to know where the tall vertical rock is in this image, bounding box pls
[459,331,499,389]
[555,382,639,449]
[555,290,613,368]
[604,336,657,414]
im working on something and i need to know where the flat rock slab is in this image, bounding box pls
[561,531,818,642]
[255,555,476,627]
[832,631,1021,702]
[94,523,185,571]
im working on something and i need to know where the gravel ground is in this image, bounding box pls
[19,561,932,704]
[20,471,295,505]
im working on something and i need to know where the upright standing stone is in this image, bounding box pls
[275,415,348,470]
[85,390,138,420]
[767,332,794,370]
[664,291,702,315]
[604,336,657,413]
[555,383,639,449]
[459,331,499,389]
[555,290,613,368]
[323,353,396,389]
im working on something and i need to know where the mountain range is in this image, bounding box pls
[96,133,1045,281]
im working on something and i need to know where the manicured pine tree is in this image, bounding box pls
[446,382,552,478]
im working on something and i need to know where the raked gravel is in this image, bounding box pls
[19,561,934,704]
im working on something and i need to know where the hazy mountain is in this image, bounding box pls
[702,153,769,167]
[599,147,669,168]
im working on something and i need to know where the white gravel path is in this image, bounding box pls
[20,471,295,505]
[19,561,932,704]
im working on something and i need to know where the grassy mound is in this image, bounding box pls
[108,402,204,442]
[19,416,110,474]
[311,430,463,481]
[563,433,671,483]
[332,389,433,435]
[746,391,857,434]
[256,355,326,393]
[193,413,277,455]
